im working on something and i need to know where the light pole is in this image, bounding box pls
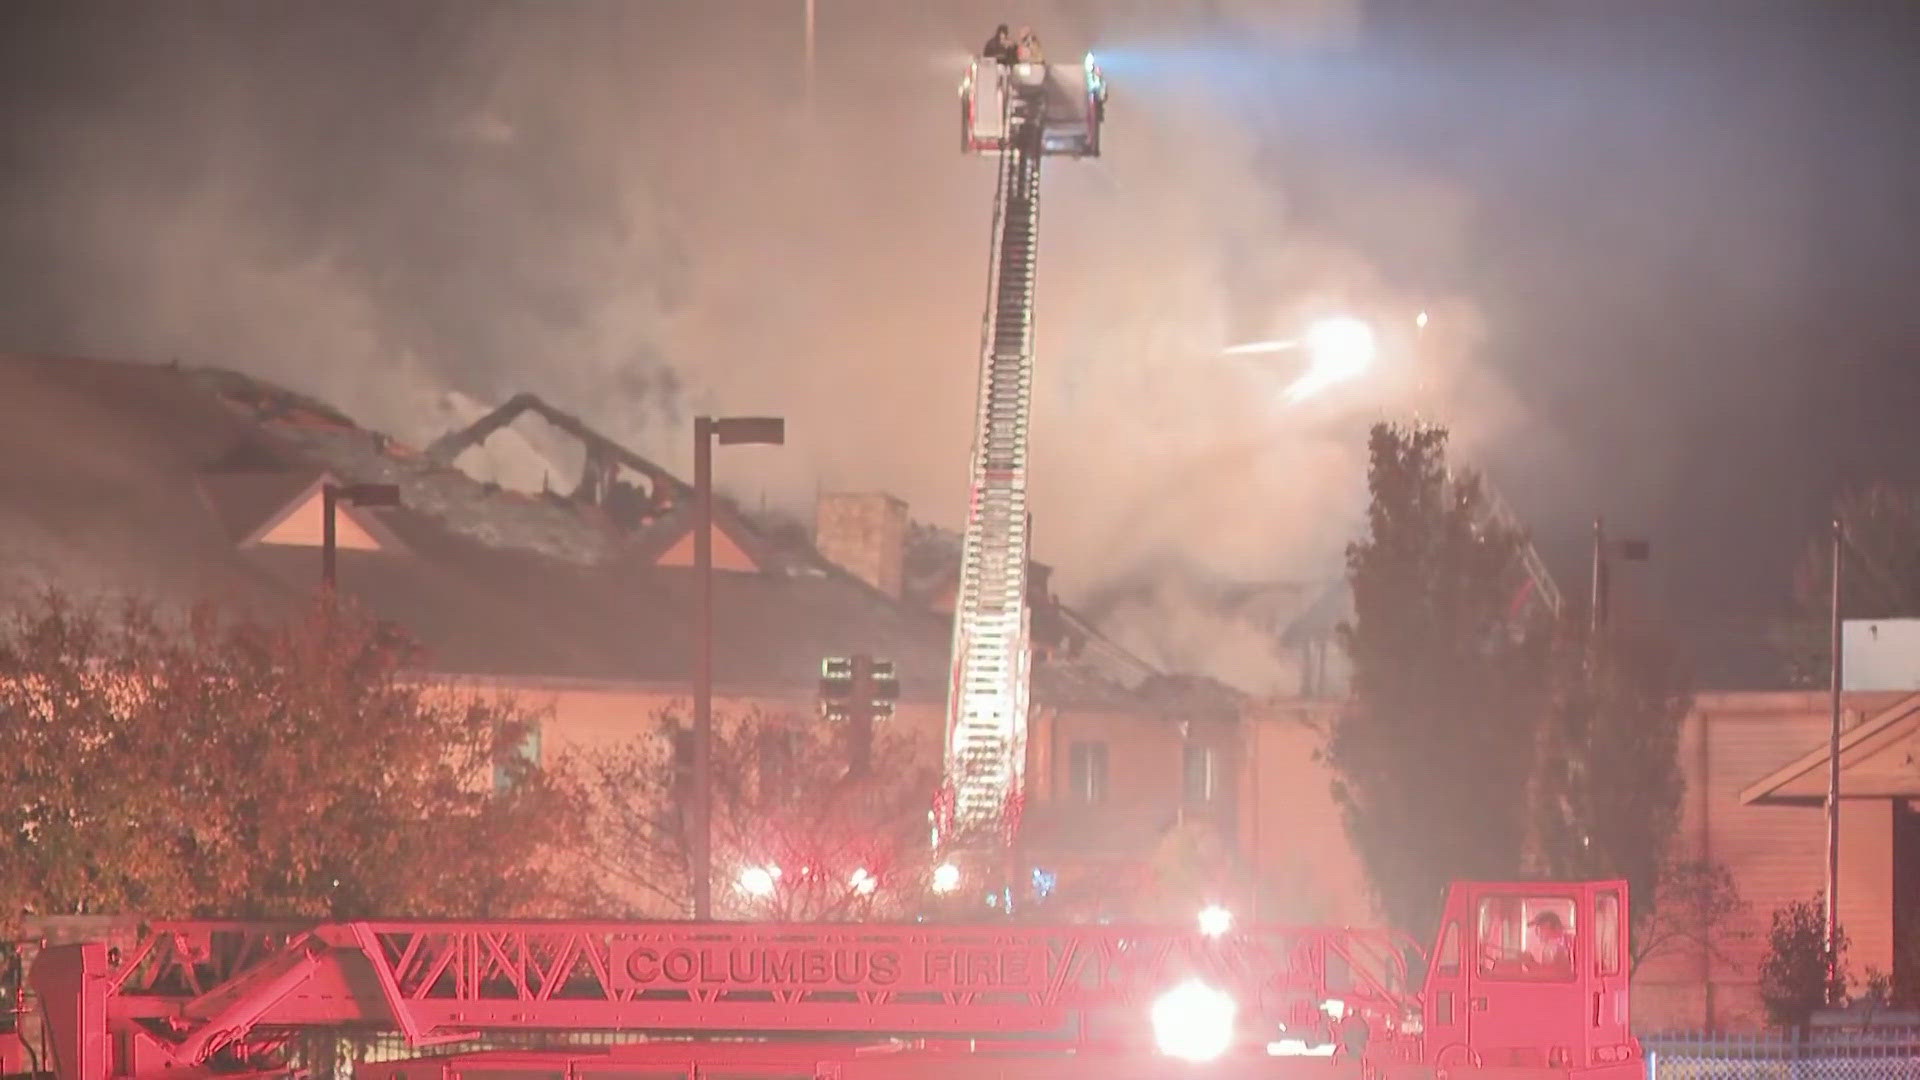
[1587,516,1650,660]
[692,415,785,921]
[321,482,401,588]
[804,0,816,107]
[1826,516,1845,1001]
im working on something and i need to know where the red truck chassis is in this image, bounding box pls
[18,881,1640,1080]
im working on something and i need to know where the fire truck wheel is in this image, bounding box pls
[1433,1042,1481,1080]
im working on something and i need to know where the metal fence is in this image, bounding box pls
[1646,1029,1920,1079]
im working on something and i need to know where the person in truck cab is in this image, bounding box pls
[1525,910,1573,975]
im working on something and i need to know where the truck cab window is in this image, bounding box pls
[1477,896,1577,981]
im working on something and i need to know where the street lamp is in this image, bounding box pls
[692,415,785,920]
[321,482,401,588]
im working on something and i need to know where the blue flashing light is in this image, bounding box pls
[1032,867,1057,899]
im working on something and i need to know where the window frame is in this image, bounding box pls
[1594,889,1623,977]
[1182,742,1217,803]
[1067,740,1109,804]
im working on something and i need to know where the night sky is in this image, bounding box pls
[3,1,1918,685]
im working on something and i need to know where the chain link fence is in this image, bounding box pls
[1646,1029,1920,1080]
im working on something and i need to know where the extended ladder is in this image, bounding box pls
[943,83,1045,849]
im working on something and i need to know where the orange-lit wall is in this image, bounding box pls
[1633,691,1905,1032]
[1238,702,1375,927]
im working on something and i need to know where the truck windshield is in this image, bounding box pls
[1476,895,1577,982]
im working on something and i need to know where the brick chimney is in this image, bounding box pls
[814,492,908,599]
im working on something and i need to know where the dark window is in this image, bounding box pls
[1437,921,1461,977]
[668,725,695,803]
[1068,741,1108,803]
[1183,743,1217,803]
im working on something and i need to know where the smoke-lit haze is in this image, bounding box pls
[6,3,1920,689]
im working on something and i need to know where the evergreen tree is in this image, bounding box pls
[1327,423,1544,934]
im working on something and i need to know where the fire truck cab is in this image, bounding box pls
[1420,880,1639,1076]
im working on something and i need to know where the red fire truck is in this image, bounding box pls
[12,878,1640,1080]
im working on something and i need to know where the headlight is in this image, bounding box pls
[1151,980,1237,1062]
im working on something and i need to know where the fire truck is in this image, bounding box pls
[15,878,1640,1080]
[8,51,1640,1080]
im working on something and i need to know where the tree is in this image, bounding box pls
[1327,423,1546,935]
[577,707,940,920]
[1759,894,1848,1031]
[1778,481,1920,685]
[1628,858,1751,976]
[1532,619,1691,956]
[0,593,585,933]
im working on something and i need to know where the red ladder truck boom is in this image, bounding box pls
[18,879,1641,1080]
[936,55,1106,873]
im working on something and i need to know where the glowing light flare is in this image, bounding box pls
[1151,980,1237,1062]
[1221,316,1380,405]
[1284,317,1376,404]
[1197,904,1233,937]
[850,867,877,896]
[1222,338,1294,356]
[932,863,962,894]
[738,866,778,898]
[1415,310,1430,329]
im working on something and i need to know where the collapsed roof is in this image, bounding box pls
[0,353,1241,715]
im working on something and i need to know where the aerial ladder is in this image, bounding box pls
[12,879,1642,1080]
[937,53,1106,877]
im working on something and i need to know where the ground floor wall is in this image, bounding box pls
[1632,692,1909,1032]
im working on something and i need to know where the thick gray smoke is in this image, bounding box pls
[0,1,1531,691]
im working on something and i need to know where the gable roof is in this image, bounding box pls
[0,353,1185,713]
[1739,691,1920,804]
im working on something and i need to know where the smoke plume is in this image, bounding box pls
[0,1,1531,691]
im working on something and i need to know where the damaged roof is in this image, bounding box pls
[0,353,1226,714]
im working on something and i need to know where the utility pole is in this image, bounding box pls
[692,418,714,921]
[1587,516,1650,653]
[804,0,816,108]
[1826,516,1845,1001]
[1589,516,1605,644]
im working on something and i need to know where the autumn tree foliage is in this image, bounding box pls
[0,593,584,932]
[1327,423,1545,935]
[1629,858,1751,977]
[578,708,940,921]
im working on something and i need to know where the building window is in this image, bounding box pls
[493,723,543,793]
[1183,743,1217,803]
[1067,741,1108,804]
